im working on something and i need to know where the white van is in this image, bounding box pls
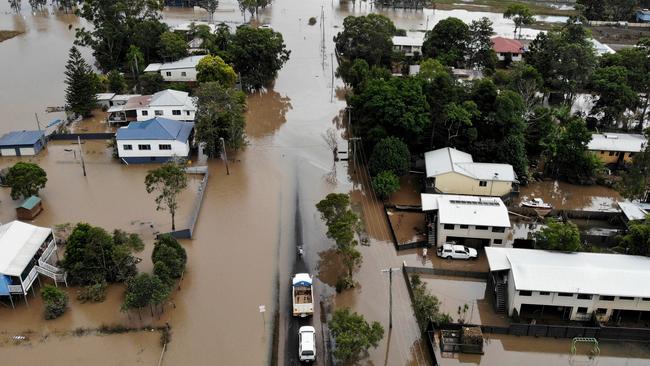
[298,326,316,362]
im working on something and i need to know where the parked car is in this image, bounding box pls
[436,243,478,260]
[298,326,316,362]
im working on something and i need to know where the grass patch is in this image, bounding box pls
[0,30,23,43]
[433,0,576,17]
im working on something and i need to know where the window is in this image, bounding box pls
[539,291,550,296]
[619,296,634,300]
[138,144,151,150]
[519,290,532,296]
[186,111,191,116]
[166,71,171,76]
[142,110,148,116]
[159,144,172,150]
[172,110,181,116]
[577,307,588,314]
[596,308,607,315]
[155,110,164,116]
[123,144,132,150]
[459,225,469,229]
[599,295,614,301]
[443,224,455,230]
[181,71,187,76]
[643,298,650,301]
[629,153,635,158]
[492,227,505,233]
[493,239,503,244]
[476,226,488,230]
[609,151,615,156]
[558,292,573,297]
[577,294,593,300]
[479,181,487,187]
[600,151,605,154]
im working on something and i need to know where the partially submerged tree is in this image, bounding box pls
[372,170,400,200]
[411,275,451,329]
[42,285,69,320]
[144,162,188,231]
[152,234,187,280]
[65,46,98,117]
[368,136,411,177]
[122,272,170,319]
[6,162,47,200]
[229,27,290,90]
[329,308,384,361]
[534,219,582,252]
[503,3,535,39]
[198,0,219,22]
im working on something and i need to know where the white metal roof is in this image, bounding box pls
[424,147,516,182]
[618,201,647,221]
[143,63,162,72]
[421,194,511,227]
[145,55,207,72]
[149,89,190,107]
[112,94,141,101]
[485,247,650,298]
[0,221,51,277]
[96,93,115,101]
[590,38,615,56]
[392,36,424,47]
[588,133,646,153]
[107,105,125,113]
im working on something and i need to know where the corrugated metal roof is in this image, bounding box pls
[485,247,650,298]
[20,196,41,210]
[618,201,647,221]
[116,117,194,142]
[588,133,646,153]
[424,147,516,182]
[491,37,524,53]
[145,55,206,71]
[421,193,511,227]
[149,89,190,107]
[0,221,51,276]
[392,36,424,47]
[0,130,44,146]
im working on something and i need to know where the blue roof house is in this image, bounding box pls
[115,117,194,164]
[637,9,650,23]
[0,130,46,156]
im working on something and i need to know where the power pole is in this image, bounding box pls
[330,52,334,103]
[381,267,400,329]
[77,136,86,177]
[34,113,41,131]
[220,137,230,175]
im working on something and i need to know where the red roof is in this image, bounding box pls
[491,37,524,54]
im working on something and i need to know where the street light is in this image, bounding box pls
[381,267,400,329]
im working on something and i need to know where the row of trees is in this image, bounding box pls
[577,0,650,21]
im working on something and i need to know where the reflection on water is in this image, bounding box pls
[245,87,292,138]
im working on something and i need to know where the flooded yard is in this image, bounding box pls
[387,210,427,245]
[517,180,623,212]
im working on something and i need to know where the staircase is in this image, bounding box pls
[427,213,437,247]
[495,281,507,314]
[36,262,68,287]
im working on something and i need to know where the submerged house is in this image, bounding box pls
[588,133,646,165]
[107,89,197,125]
[0,221,66,307]
[491,37,525,62]
[421,193,511,248]
[424,147,518,198]
[486,247,650,323]
[144,55,207,82]
[0,130,46,157]
[116,117,194,164]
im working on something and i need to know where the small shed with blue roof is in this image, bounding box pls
[0,130,46,156]
[115,117,194,164]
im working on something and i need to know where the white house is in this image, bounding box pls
[486,247,650,323]
[144,55,207,82]
[392,36,423,56]
[491,37,525,62]
[0,221,66,307]
[421,193,511,248]
[424,147,518,197]
[107,89,197,125]
[588,133,646,165]
[115,117,194,164]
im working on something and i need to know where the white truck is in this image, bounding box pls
[292,273,314,317]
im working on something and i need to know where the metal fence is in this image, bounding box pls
[48,133,115,140]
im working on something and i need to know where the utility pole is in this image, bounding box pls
[381,267,400,329]
[220,137,230,175]
[330,52,334,103]
[35,113,41,131]
[77,136,86,177]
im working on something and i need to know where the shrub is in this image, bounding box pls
[308,17,317,25]
[372,170,400,199]
[42,285,68,320]
[368,136,410,177]
[151,235,187,279]
[77,282,108,303]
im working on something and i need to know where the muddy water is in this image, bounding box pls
[518,180,622,211]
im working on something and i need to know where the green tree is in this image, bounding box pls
[145,162,188,231]
[411,275,451,329]
[417,58,447,81]
[372,170,400,199]
[577,0,637,21]
[151,235,187,279]
[618,216,650,256]
[198,0,219,22]
[590,66,638,128]
[534,219,582,252]
[504,4,535,39]
[329,308,384,361]
[237,0,270,19]
[65,46,98,117]
[6,162,47,200]
[158,31,188,62]
[422,17,469,67]
[107,70,127,94]
[61,224,144,285]
[196,54,237,87]
[42,285,68,320]
[140,72,165,95]
[229,27,290,90]
[368,136,411,177]
[195,82,247,157]
[525,107,557,157]
[334,14,396,79]
[440,100,479,147]
[617,146,650,199]
[545,116,601,184]
[131,19,169,64]
[122,272,170,318]
[467,17,496,71]
[508,63,544,118]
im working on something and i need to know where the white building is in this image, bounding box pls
[392,36,423,56]
[486,247,650,323]
[0,221,66,307]
[107,89,197,125]
[144,55,207,82]
[588,133,646,164]
[491,37,525,62]
[116,117,194,164]
[421,193,511,248]
[424,147,518,197]
[590,38,615,56]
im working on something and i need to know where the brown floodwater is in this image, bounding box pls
[0,1,646,366]
[518,180,622,211]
